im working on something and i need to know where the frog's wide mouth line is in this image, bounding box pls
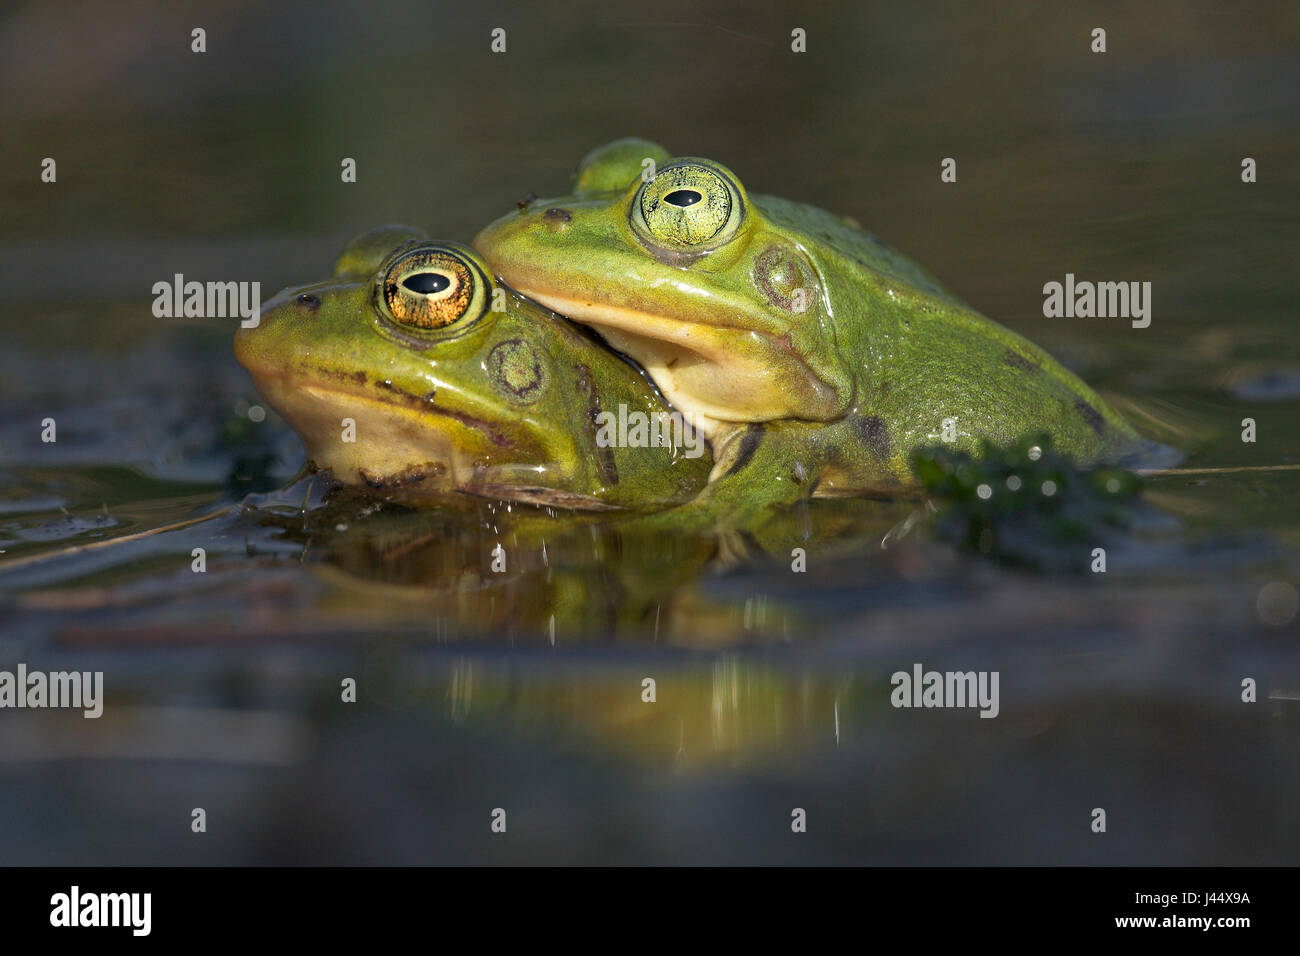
[510,285,769,363]
[513,284,846,423]
[244,367,517,453]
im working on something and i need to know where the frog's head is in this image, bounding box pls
[474,140,852,432]
[235,227,655,506]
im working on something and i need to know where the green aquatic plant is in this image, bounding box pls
[911,434,1142,568]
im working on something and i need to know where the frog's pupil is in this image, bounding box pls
[403,272,451,295]
[664,189,703,208]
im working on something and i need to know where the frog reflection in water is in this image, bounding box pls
[475,138,1149,523]
[236,226,711,511]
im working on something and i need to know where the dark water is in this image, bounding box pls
[0,0,1297,864]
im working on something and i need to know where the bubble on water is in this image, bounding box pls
[976,483,992,500]
[1027,445,1042,461]
[1041,480,1057,496]
[335,522,349,533]
[1256,581,1298,627]
[1005,475,1022,491]
[248,405,266,423]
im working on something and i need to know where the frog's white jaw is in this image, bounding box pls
[270,382,459,488]
[251,378,502,495]
[507,288,774,440]
[245,375,624,508]
[598,329,733,442]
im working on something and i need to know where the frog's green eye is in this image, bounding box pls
[378,247,488,330]
[632,162,743,249]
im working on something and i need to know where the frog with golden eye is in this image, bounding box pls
[235,226,711,510]
[475,138,1153,522]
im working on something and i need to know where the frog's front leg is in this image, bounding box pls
[616,424,822,550]
[600,426,807,566]
[703,417,914,513]
[617,418,915,548]
[701,423,820,519]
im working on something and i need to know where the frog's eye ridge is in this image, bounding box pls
[378,246,489,331]
[633,161,743,249]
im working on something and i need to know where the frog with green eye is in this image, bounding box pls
[235,226,711,510]
[474,138,1147,521]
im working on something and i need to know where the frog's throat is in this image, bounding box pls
[510,287,841,436]
[251,375,536,491]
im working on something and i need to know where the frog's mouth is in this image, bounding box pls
[501,285,845,434]
[244,368,533,493]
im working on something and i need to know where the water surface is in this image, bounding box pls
[0,0,1297,864]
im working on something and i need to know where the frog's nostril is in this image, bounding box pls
[296,293,321,312]
[542,207,572,231]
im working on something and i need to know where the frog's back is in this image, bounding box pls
[753,194,1142,468]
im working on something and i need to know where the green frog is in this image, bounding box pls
[235,226,711,510]
[474,138,1144,519]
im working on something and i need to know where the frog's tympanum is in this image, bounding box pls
[236,227,710,510]
[474,138,1143,519]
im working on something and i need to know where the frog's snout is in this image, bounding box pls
[253,287,323,328]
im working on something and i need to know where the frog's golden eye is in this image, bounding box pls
[377,247,488,330]
[632,162,743,249]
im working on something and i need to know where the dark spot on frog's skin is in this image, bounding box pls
[575,363,619,485]
[317,367,368,388]
[517,192,538,211]
[1074,399,1106,435]
[1003,350,1038,372]
[724,424,764,477]
[542,207,572,229]
[852,415,891,460]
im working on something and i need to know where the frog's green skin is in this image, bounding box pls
[235,227,711,510]
[474,138,1142,520]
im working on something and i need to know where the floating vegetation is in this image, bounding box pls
[912,434,1143,568]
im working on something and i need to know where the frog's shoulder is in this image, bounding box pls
[752,192,966,307]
